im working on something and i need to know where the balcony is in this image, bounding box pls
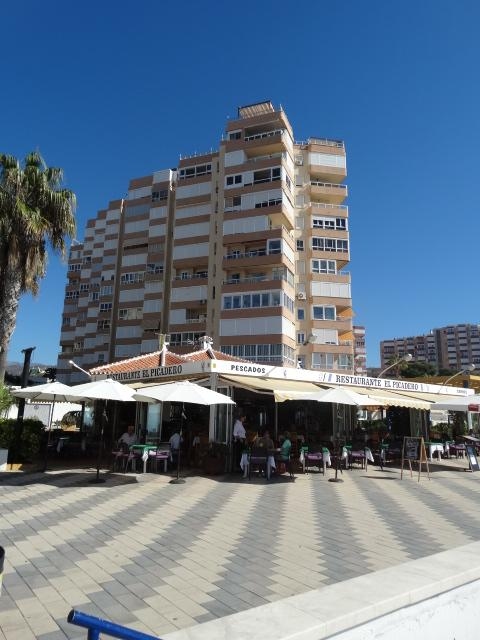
[296,137,344,149]
[310,181,347,204]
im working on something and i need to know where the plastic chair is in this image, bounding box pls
[248,447,268,479]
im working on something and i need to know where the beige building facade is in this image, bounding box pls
[58,101,355,383]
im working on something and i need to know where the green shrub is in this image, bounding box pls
[0,418,44,462]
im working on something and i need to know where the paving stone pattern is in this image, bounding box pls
[1,460,480,639]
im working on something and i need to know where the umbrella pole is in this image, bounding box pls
[170,404,186,485]
[42,396,56,472]
[90,401,107,484]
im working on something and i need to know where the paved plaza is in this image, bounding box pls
[1,458,480,639]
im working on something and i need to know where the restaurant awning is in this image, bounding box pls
[219,375,324,398]
[219,375,432,409]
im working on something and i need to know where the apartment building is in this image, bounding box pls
[353,325,367,374]
[58,101,353,382]
[380,323,480,372]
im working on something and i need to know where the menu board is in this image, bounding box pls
[401,436,429,481]
[465,445,480,472]
[404,437,420,460]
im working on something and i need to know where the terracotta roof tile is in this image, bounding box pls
[89,348,248,376]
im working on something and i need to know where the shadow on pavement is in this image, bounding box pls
[0,470,140,488]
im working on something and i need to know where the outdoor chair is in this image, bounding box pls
[248,447,268,479]
[303,447,324,474]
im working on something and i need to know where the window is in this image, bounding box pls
[97,319,110,331]
[100,285,113,296]
[146,263,163,274]
[62,317,71,326]
[229,131,242,140]
[99,303,112,313]
[297,308,305,321]
[268,239,281,254]
[313,306,336,321]
[121,271,145,284]
[179,164,212,180]
[255,196,282,208]
[80,283,90,292]
[312,260,336,274]
[152,189,168,202]
[253,167,281,184]
[296,239,304,252]
[297,333,305,344]
[68,263,81,272]
[119,308,142,320]
[224,195,242,210]
[313,216,347,230]
[312,237,349,253]
[226,174,243,186]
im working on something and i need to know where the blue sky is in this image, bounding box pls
[2,0,479,367]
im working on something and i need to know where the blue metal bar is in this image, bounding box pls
[68,609,161,640]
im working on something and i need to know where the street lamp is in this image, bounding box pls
[378,353,413,378]
[68,360,92,379]
[440,363,475,388]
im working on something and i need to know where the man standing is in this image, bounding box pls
[233,414,246,471]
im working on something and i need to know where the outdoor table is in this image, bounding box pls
[130,444,158,473]
[449,443,466,458]
[240,450,277,479]
[426,442,445,461]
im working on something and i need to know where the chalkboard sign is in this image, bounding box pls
[404,437,420,460]
[401,436,429,481]
[465,445,479,472]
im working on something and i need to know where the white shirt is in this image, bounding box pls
[169,432,181,450]
[118,432,136,447]
[233,419,246,439]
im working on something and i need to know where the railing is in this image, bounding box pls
[224,248,282,260]
[296,137,344,149]
[68,609,161,640]
[223,273,290,285]
[310,181,347,190]
[244,129,285,142]
[173,273,208,281]
[245,152,283,163]
[310,202,348,211]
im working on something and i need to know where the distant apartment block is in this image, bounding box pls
[353,325,367,374]
[58,101,354,382]
[380,323,480,372]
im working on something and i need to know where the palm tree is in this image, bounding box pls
[0,152,76,381]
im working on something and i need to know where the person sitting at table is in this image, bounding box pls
[118,425,136,450]
[280,431,292,461]
[256,429,274,450]
[169,430,182,452]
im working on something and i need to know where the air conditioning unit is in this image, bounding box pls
[297,292,306,300]
[295,157,304,166]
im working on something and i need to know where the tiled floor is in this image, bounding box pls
[1,458,479,639]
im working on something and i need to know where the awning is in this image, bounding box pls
[219,375,432,409]
[353,389,431,410]
[219,375,324,399]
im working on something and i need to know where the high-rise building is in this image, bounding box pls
[380,323,480,372]
[353,325,367,374]
[58,101,353,382]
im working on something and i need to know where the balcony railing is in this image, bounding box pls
[296,137,344,149]
[173,273,208,281]
[310,181,347,190]
[224,248,282,260]
[244,129,285,142]
[310,202,348,211]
